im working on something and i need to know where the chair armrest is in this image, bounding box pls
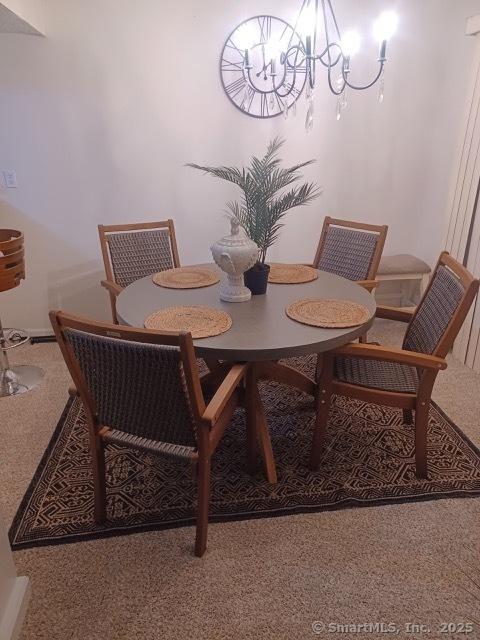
[201,363,248,425]
[376,305,414,322]
[357,279,378,292]
[101,279,123,296]
[332,342,447,371]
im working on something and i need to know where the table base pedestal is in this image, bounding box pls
[244,361,317,485]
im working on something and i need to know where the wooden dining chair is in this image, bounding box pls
[310,252,479,479]
[98,220,180,323]
[50,310,247,557]
[313,217,388,292]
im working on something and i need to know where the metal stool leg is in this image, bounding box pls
[0,341,18,395]
[0,316,44,397]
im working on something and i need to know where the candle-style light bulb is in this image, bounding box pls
[341,30,361,58]
[373,11,398,41]
[379,40,387,61]
[297,1,317,39]
[305,35,312,57]
[373,11,398,60]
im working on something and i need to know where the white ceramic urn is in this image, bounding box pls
[211,218,259,302]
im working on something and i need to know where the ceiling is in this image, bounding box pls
[0,2,41,34]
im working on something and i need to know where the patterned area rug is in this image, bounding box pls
[9,357,480,550]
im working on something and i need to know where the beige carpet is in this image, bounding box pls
[2,319,480,640]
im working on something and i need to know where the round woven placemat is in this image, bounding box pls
[152,267,220,289]
[144,305,232,338]
[268,263,318,284]
[286,298,371,329]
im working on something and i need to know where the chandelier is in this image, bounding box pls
[220,0,398,128]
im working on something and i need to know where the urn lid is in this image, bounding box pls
[215,218,258,249]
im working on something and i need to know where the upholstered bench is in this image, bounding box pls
[376,254,431,307]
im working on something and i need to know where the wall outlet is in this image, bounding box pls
[2,171,18,188]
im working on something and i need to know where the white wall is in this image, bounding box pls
[0,0,478,334]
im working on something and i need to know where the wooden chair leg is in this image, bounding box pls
[414,402,429,479]
[245,365,258,474]
[403,408,413,425]
[310,354,334,471]
[109,292,119,325]
[309,392,332,470]
[253,388,277,484]
[92,438,107,524]
[190,458,198,482]
[245,403,258,474]
[195,453,211,557]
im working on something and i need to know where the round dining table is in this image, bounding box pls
[117,264,376,484]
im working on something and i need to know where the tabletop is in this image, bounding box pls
[116,264,376,361]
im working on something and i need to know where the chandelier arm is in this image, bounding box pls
[303,1,325,90]
[293,0,311,35]
[311,0,337,91]
[245,65,255,88]
[308,56,316,90]
[283,43,342,71]
[317,43,342,67]
[327,67,346,96]
[321,0,332,67]
[325,0,342,42]
[342,60,385,91]
[284,45,306,68]
[275,47,303,99]
[272,66,287,95]
[274,86,296,99]
[273,72,297,100]
[312,0,320,65]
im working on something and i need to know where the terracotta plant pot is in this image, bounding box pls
[244,262,270,295]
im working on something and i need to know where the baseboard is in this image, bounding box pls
[30,335,56,344]
[0,576,30,640]
[26,329,55,338]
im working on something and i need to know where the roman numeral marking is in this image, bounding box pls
[225,39,245,57]
[225,76,247,99]
[260,93,269,117]
[222,58,244,71]
[258,16,272,43]
[246,87,255,111]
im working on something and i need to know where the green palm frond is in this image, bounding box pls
[186,163,247,189]
[188,138,322,263]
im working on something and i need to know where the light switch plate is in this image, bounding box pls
[3,171,18,188]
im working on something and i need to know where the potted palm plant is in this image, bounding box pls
[188,137,321,295]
